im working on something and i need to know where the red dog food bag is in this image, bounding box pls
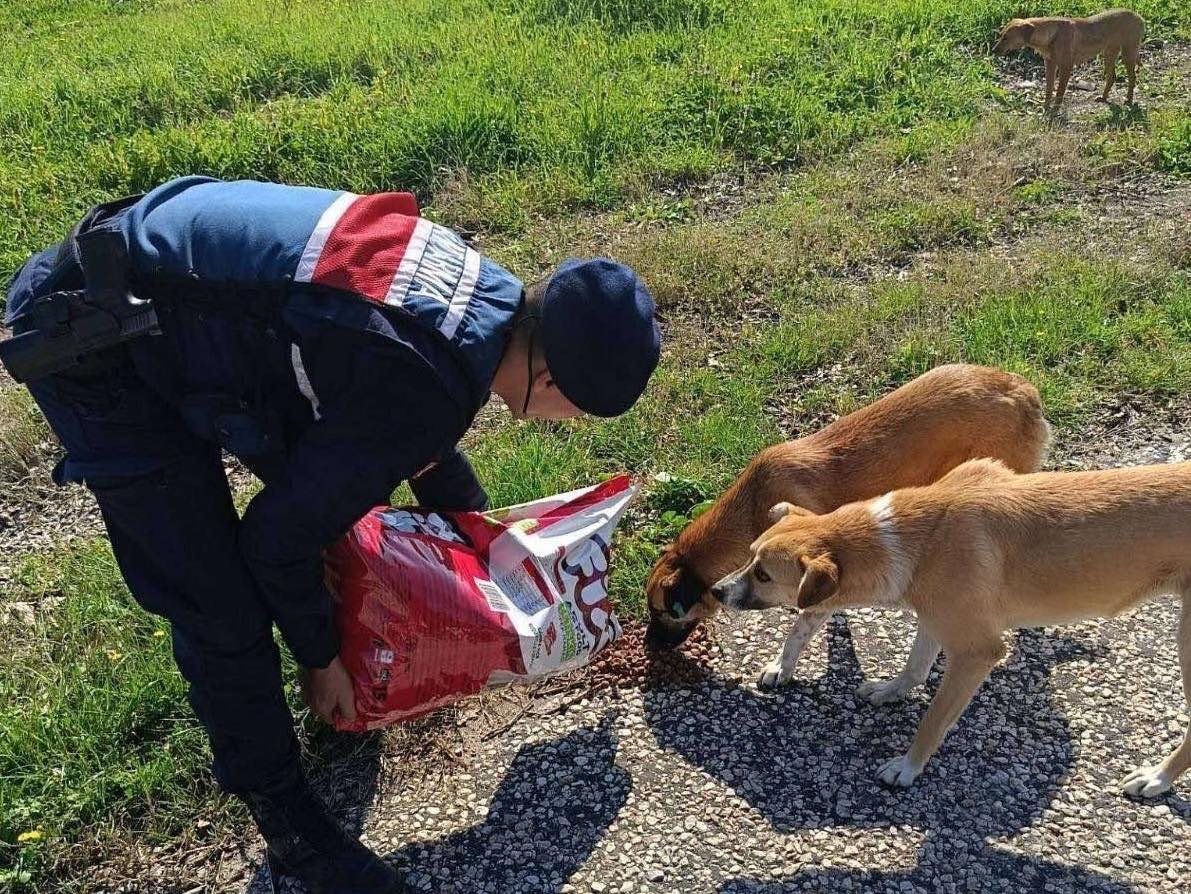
[325,475,638,731]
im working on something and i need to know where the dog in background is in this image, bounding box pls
[993,9,1144,112]
[644,364,1051,699]
[712,459,1191,798]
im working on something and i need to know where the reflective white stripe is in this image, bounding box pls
[439,247,480,339]
[383,217,434,306]
[290,343,322,421]
[407,226,467,307]
[293,192,358,282]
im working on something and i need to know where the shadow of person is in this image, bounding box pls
[383,716,631,893]
[644,615,1098,881]
[717,844,1136,893]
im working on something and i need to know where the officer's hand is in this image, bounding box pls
[299,656,357,725]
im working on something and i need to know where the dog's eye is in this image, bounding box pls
[754,566,771,583]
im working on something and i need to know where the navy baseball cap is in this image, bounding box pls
[539,258,661,417]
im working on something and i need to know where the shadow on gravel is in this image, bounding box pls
[644,617,1110,887]
[383,717,631,893]
[310,728,387,833]
[1161,791,1191,824]
[717,845,1136,893]
[241,719,629,894]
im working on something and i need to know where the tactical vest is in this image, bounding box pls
[118,176,523,410]
[1,177,524,471]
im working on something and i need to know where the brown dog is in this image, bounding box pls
[644,365,1052,677]
[713,459,1191,798]
[993,9,1144,111]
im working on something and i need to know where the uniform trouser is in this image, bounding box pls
[24,355,301,795]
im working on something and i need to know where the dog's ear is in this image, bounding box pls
[1029,20,1059,47]
[797,554,839,609]
[651,552,682,591]
[994,21,1018,52]
[647,549,682,601]
[1003,20,1035,43]
[768,502,813,525]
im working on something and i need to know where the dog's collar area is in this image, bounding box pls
[667,572,706,619]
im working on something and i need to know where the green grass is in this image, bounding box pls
[0,387,45,482]
[0,542,330,889]
[1156,111,1191,175]
[1,0,1187,288]
[0,544,224,888]
[1,0,1189,888]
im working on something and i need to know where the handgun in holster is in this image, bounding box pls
[0,204,159,384]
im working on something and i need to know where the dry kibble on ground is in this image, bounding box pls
[585,621,721,691]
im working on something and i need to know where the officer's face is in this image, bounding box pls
[522,372,584,420]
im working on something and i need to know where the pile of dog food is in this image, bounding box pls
[586,621,720,691]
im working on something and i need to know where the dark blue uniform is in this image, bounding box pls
[4,177,522,793]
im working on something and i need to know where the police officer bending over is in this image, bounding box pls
[1,177,661,893]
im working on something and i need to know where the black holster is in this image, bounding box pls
[1,195,159,383]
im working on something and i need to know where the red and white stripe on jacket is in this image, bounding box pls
[292,191,480,341]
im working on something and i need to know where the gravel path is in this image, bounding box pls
[203,406,1191,894]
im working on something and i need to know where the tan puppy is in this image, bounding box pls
[712,459,1191,798]
[993,9,1145,111]
[644,365,1052,685]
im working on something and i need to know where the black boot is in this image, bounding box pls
[241,775,401,894]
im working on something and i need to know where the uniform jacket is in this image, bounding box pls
[4,177,524,667]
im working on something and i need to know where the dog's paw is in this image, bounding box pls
[757,661,792,691]
[856,677,912,705]
[1121,765,1173,799]
[876,754,923,787]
